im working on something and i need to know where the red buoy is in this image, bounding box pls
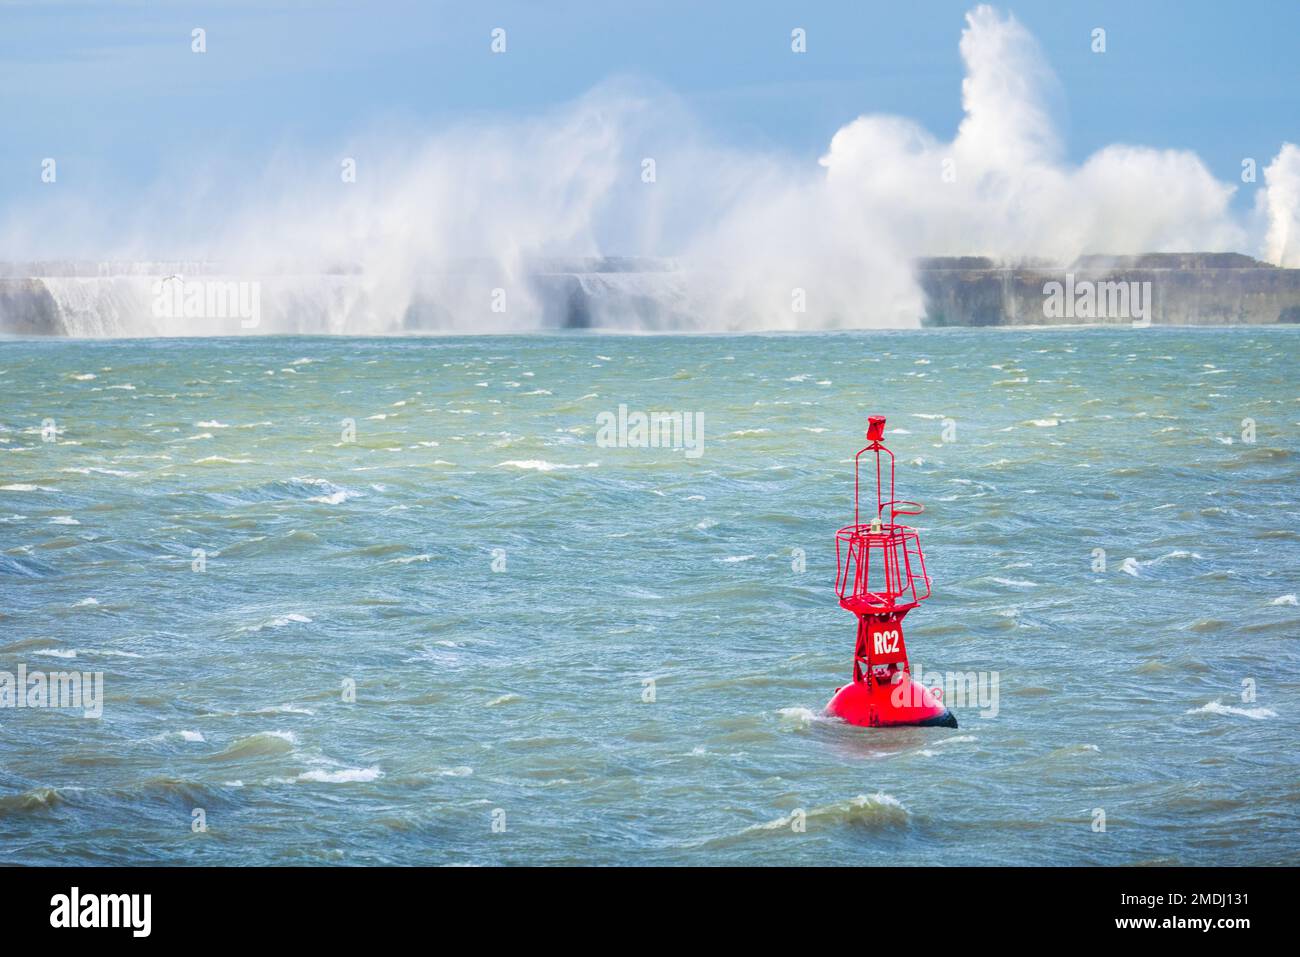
[826,415,957,729]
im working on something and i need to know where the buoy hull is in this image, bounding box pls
[826,674,957,728]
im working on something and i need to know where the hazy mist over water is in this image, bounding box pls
[5,6,1299,334]
[1,328,1296,864]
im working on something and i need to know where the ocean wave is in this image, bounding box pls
[1145,550,1205,564]
[149,729,206,743]
[495,459,597,471]
[307,490,355,504]
[204,730,299,762]
[748,793,910,835]
[84,648,144,658]
[238,613,313,633]
[916,734,979,757]
[776,706,835,729]
[204,476,363,507]
[383,553,433,565]
[1186,701,1278,720]
[297,766,382,784]
[59,466,133,476]
[200,704,315,718]
[0,786,66,817]
[0,553,59,578]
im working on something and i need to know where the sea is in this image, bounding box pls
[1,326,1296,865]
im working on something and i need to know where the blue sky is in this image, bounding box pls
[2,0,1296,230]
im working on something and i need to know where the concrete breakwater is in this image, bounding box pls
[918,253,1300,326]
[2,254,1298,334]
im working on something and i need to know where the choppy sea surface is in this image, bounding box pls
[1,328,1297,865]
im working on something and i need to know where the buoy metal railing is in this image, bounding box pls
[834,415,931,614]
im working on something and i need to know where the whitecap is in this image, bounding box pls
[751,792,909,833]
[307,491,348,504]
[777,706,832,728]
[60,466,132,477]
[496,459,595,471]
[297,767,382,784]
[239,613,312,633]
[1186,701,1278,720]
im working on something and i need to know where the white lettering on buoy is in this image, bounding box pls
[873,630,900,654]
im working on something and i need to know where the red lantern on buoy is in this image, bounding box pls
[826,416,957,728]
